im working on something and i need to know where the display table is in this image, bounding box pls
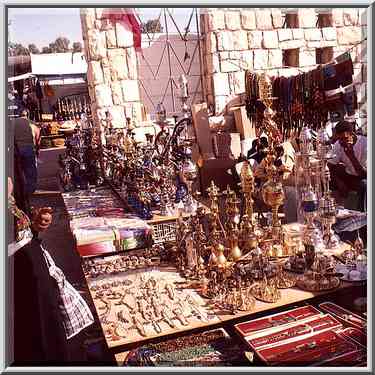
[83,259,363,355]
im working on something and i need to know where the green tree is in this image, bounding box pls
[42,46,52,54]
[141,18,163,33]
[54,36,70,52]
[8,43,29,56]
[28,43,40,54]
[72,41,82,52]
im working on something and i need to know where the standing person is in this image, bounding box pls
[328,120,367,211]
[11,109,38,194]
[8,177,94,365]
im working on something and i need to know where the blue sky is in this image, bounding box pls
[8,7,198,49]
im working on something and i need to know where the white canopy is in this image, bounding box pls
[30,52,87,76]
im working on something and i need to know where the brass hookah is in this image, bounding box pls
[223,186,242,261]
[239,161,259,254]
[258,73,285,257]
[206,181,227,268]
[249,73,295,299]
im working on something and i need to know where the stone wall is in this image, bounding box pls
[200,8,367,124]
[80,8,143,132]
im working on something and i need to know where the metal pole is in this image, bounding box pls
[195,8,205,104]
[163,8,175,113]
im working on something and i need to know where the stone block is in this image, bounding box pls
[212,73,230,96]
[232,30,249,50]
[95,84,113,108]
[230,51,241,60]
[255,9,273,30]
[106,29,117,48]
[121,80,140,102]
[87,61,104,86]
[253,49,268,70]
[298,9,317,28]
[239,50,253,70]
[307,40,337,48]
[116,21,134,48]
[337,26,362,45]
[343,9,359,26]
[322,27,337,41]
[109,50,128,80]
[102,67,111,84]
[81,8,96,31]
[87,29,107,60]
[221,60,238,73]
[111,81,124,105]
[95,8,106,19]
[299,50,316,67]
[126,48,138,79]
[263,30,279,48]
[127,102,143,125]
[207,10,225,30]
[304,29,322,41]
[206,32,217,53]
[268,49,283,68]
[217,31,234,51]
[220,51,230,60]
[229,71,246,94]
[94,20,103,30]
[292,28,304,40]
[214,95,229,114]
[241,10,256,30]
[207,53,220,74]
[271,9,283,28]
[332,9,344,26]
[277,29,292,42]
[279,39,305,49]
[278,67,300,77]
[225,11,241,30]
[248,31,262,49]
[108,106,126,128]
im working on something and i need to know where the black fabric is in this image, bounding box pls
[335,120,355,134]
[12,238,68,366]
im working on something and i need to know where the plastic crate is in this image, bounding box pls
[151,221,177,244]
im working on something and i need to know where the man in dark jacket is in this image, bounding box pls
[11,110,38,194]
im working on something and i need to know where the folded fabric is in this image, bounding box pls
[70,217,107,231]
[74,228,115,246]
[77,241,116,257]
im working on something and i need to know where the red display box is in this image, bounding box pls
[235,305,322,337]
[319,302,366,331]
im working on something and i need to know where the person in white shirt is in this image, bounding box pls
[328,121,367,211]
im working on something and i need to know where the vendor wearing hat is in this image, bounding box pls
[328,120,367,211]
